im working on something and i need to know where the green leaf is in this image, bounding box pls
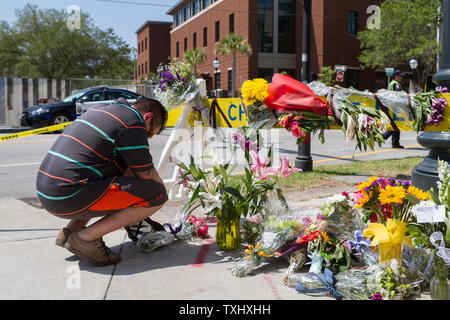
[429,187,442,205]
[224,186,245,201]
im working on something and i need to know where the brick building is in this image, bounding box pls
[145,0,387,94]
[136,21,172,79]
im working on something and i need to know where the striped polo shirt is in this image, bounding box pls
[36,98,154,211]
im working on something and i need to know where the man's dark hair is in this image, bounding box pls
[132,98,168,134]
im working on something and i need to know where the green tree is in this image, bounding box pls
[318,66,336,87]
[215,33,252,97]
[358,0,442,88]
[0,4,134,79]
[183,47,207,78]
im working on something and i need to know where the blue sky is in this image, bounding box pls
[0,0,179,48]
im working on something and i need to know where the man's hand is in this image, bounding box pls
[135,167,164,185]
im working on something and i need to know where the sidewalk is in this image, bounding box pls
[0,180,432,300]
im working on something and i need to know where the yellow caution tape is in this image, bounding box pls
[0,122,73,142]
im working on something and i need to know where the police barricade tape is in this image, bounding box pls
[0,122,73,142]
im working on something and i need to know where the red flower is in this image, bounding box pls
[296,230,320,244]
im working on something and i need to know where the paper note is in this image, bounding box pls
[416,205,446,223]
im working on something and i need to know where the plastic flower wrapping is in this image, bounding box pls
[154,61,211,127]
[137,206,209,253]
[259,73,448,153]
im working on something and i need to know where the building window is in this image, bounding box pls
[214,72,221,90]
[203,27,208,47]
[193,0,200,15]
[278,0,295,54]
[176,41,180,57]
[228,69,232,91]
[193,32,197,48]
[184,37,188,51]
[215,21,220,42]
[137,42,140,54]
[175,11,181,26]
[229,13,235,33]
[145,62,147,74]
[145,37,147,50]
[258,0,273,53]
[258,67,274,82]
[138,65,140,76]
[202,0,210,10]
[348,11,357,36]
[141,40,144,52]
[183,4,190,22]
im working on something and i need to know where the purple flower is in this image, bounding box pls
[372,293,383,300]
[317,214,325,220]
[182,77,187,86]
[176,72,181,81]
[436,86,448,94]
[439,98,448,106]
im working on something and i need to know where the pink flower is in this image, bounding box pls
[436,86,448,94]
[174,167,190,187]
[250,151,277,180]
[291,124,306,138]
[371,293,383,300]
[278,157,302,178]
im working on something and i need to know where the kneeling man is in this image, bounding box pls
[36,97,168,266]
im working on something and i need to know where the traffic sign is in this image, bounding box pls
[335,65,347,72]
[385,68,394,76]
[336,71,345,82]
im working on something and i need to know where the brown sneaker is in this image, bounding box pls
[65,232,121,266]
[55,228,73,248]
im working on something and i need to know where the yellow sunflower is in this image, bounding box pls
[407,186,430,201]
[379,185,406,205]
[355,191,373,209]
[357,176,379,191]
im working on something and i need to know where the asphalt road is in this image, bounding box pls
[0,128,428,200]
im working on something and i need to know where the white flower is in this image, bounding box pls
[346,116,356,140]
[325,194,347,206]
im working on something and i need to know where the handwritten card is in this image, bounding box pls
[416,205,446,224]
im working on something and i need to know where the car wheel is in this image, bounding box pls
[50,113,70,133]
[50,113,70,126]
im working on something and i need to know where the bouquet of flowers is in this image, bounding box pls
[352,176,430,267]
[335,95,389,153]
[278,112,336,144]
[406,160,450,299]
[335,260,420,300]
[413,86,448,131]
[231,216,304,277]
[240,78,276,127]
[322,192,366,239]
[154,60,210,127]
[354,176,429,225]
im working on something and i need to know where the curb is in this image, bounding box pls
[0,127,32,134]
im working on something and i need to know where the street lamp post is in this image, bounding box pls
[213,57,220,98]
[295,0,313,172]
[411,0,450,192]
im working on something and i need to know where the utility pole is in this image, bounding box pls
[295,0,313,172]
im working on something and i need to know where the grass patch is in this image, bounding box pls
[229,157,423,191]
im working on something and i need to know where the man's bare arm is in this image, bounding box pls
[134,167,164,184]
